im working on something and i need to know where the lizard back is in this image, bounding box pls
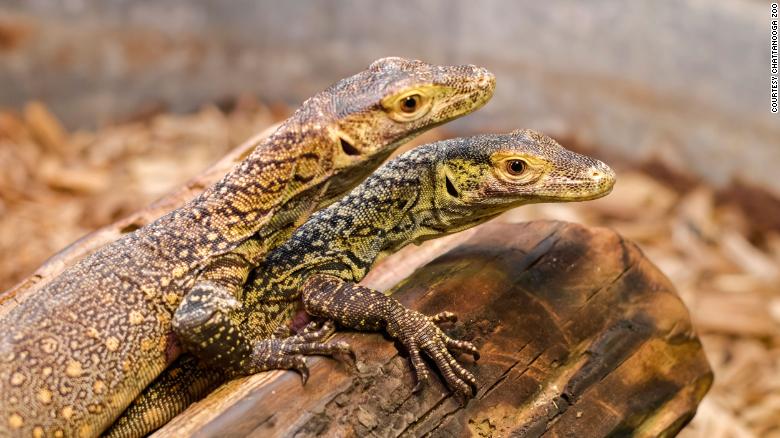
[0,58,495,437]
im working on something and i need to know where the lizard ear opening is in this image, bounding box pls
[339,136,360,156]
[445,174,460,199]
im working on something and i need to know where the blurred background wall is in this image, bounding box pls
[0,0,775,193]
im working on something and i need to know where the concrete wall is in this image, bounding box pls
[0,0,776,192]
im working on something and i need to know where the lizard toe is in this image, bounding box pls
[444,336,480,361]
[298,320,336,342]
[430,311,458,325]
[406,341,430,393]
[272,324,293,339]
[292,355,309,385]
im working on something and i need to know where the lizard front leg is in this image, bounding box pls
[301,274,480,398]
[171,188,344,372]
[173,256,352,378]
[172,247,257,370]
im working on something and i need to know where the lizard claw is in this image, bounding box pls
[292,355,309,385]
[445,337,480,361]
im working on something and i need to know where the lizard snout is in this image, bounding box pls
[474,67,496,91]
[588,161,617,194]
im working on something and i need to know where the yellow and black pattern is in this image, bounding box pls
[115,129,616,436]
[295,130,616,399]
[0,58,495,438]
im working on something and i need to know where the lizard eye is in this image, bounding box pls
[506,159,526,176]
[400,94,421,113]
[383,89,432,122]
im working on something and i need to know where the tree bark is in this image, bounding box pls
[154,220,713,438]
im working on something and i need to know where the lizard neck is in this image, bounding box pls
[265,147,438,284]
[192,121,334,245]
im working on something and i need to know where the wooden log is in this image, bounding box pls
[154,220,713,437]
[0,123,712,435]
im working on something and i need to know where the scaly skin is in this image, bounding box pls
[0,57,494,437]
[110,129,615,437]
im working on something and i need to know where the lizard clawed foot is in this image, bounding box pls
[249,320,354,383]
[292,320,355,366]
[387,308,479,399]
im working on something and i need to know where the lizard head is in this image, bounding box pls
[432,129,615,227]
[312,57,495,202]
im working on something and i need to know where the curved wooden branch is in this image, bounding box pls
[154,221,713,437]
